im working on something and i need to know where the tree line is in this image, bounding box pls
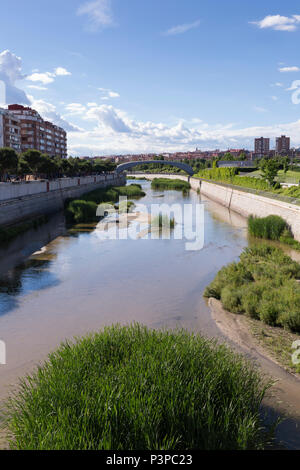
[0,148,117,182]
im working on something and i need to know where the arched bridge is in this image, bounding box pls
[116,161,194,176]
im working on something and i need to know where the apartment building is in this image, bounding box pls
[276,135,290,155]
[8,104,67,158]
[0,108,21,151]
[254,137,270,157]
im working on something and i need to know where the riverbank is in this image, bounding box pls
[209,298,300,448]
[129,173,300,241]
[0,178,299,449]
[0,173,126,228]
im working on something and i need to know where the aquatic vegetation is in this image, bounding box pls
[248,215,300,250]
[65,184,145,224]
[6,324,271,450]
[151,178,191,191]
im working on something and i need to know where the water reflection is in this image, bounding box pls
[0,259,60,316]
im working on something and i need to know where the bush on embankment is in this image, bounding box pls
[248,215,300,250]
[204,244,300,333]
[6,324,271,450]
[195,168,300,200]
[65,184,145,224]
[151,178,191,191]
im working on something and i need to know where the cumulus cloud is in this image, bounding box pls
[0,49,30,105]
[163,20,201,36]
[29,97,81,132]
[55,67,71,76]
[65,103,300,155]
[77,0,114,32]
[65,102,87,115]
[26,67,72,84]
[251,15,300,32]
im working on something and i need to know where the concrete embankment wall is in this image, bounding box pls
[0,174,126,227]
[130,173,300,241]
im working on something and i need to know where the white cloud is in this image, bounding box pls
[65,102,87,115]
[29,96,81,132]
[279,66,300,73]
[0,49,30,105]
[271,96,278,101]
[98,87,120,99]
[271,82,283,87]
[27,67,71,84]
[77,0,114,32]
[163,20,201,36]
[27,85,48,91]
[55,67,71,76]
[65,103,300,155]
[251,15,300,32]
[27,72,55,84]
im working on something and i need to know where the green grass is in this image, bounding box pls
[248,215,288,240]
[247,169,300,184]
[6,324,272,450]
[65,184,145,224]
[151,178,191,191]
[248,215,300,250]
[204,244,300,333]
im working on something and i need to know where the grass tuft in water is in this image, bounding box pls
[6,324,271,450]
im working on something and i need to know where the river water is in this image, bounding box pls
[0,179,299,448]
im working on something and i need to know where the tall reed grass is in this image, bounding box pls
[151,178,191,191]
[6,324,271,450]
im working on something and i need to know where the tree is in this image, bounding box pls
[22,150,43,177]
[281,156,290,174]
[0,148,18,181]
[259,158,279,186]
[17,158,31,180]
[37,156,59,179]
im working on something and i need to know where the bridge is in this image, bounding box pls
[116,160,194,176]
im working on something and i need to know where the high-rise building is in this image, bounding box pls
[8,104,67,158]
[0,108,21,152]
[276,135,290,154]
[254,137,270,157]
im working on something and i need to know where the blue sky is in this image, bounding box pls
[0,0,300,155]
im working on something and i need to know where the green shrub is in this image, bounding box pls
[6,324,271,450]
[205,244,300,333]
[259,299,280,326]
[65,184,146,224]
[220,287,242,314]
[66,200,98,223]
[240,284,264,319]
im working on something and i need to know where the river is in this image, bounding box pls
[0,179,299,448]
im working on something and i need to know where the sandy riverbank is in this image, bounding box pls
[209,297,300,448]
